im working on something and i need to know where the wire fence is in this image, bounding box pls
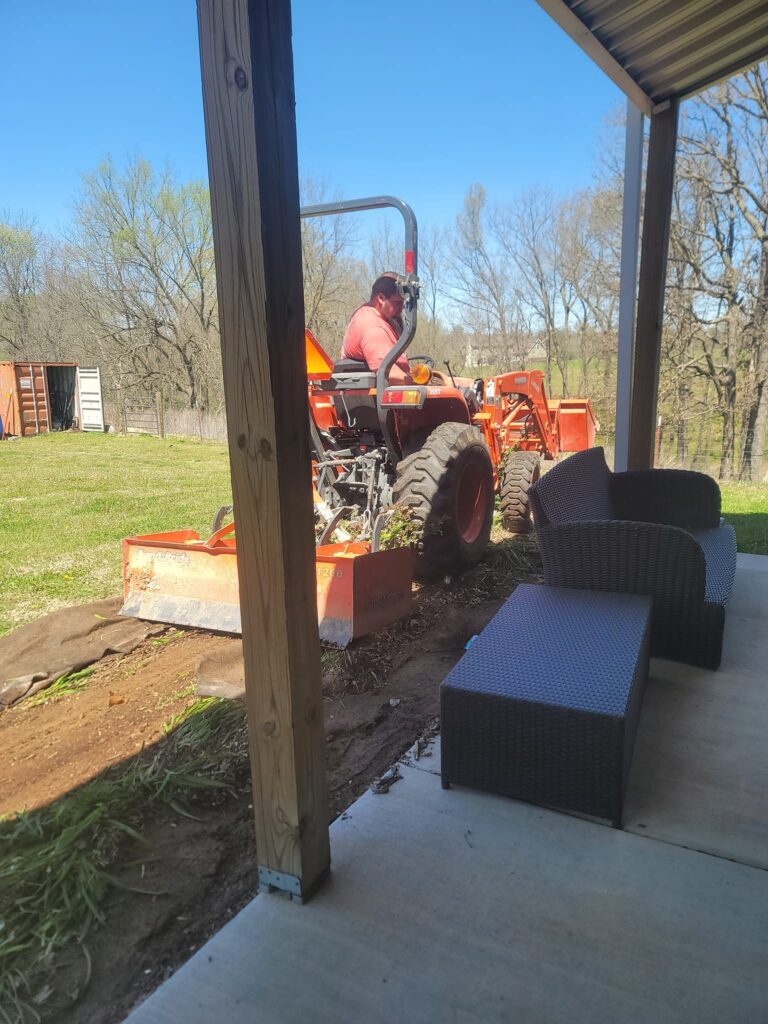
[597,431,767,482]
[105,388,227,442]
[104,387,766,482]
[164,406,228,442]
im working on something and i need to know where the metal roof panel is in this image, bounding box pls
[538,0,768,106]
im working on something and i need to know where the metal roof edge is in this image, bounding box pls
[535,0,654,114]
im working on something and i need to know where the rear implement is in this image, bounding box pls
[122,527,412,648]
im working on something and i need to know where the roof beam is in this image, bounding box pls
[535,0,654,114]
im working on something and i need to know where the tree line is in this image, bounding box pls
[1,64,766,480]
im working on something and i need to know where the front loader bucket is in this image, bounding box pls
[121,529,413,647]
[547,398,598,451]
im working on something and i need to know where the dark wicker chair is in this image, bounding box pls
[529,447,737,669]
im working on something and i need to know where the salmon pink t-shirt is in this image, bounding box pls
[341,304,410,376]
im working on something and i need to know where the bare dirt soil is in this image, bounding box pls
[0,537,541,1024]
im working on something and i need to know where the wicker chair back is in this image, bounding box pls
[529,447,614,527]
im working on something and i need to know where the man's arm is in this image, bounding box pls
[385,363,411,384]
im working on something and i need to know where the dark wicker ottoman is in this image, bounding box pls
[440,585,652,827]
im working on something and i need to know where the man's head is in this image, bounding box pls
[370,272,405,323]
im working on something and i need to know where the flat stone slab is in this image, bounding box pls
[125,760,767,1024]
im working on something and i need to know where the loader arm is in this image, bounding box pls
[484,369,560,459]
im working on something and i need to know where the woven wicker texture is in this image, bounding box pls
[536,521,707,602]
[611,468,721,529]
[442,585,650,715]
[529,446,613,526]
[440,584,652,825]
[693,527,737,605]
[529,448,737,669]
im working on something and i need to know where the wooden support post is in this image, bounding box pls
[196,0,330,898]
[628,100,678,471]
[155,391,165,439]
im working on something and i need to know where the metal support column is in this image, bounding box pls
[628,100,679,471]
[614,100,644,472]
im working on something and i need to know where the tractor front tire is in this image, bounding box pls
[500,451,541,533]
[393,422,494,580]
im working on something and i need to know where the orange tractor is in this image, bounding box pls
[303,197,595,576]
[122,197,595,640]
[303,197,495,579]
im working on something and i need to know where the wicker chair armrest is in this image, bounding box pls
[610,469,720,529]
[536,520,707,605]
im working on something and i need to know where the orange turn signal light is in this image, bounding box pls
[410,363,432,385]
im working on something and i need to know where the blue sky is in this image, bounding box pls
[0,0,625,238]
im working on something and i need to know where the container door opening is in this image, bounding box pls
[46,365,77,430]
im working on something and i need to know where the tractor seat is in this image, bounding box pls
[325,358,377,391]
[333,358,369,374]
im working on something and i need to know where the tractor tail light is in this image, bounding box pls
[382,387,424,407]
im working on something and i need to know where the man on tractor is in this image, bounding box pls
[342,271,482,416]
[341,272,412,383]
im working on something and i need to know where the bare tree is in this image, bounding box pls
[0,213,44,357]
[447,184,525,371]
[498,188,567,393]
[680,68,768,479]
[671,144,748,478]
[300,179,362,348]
[65,158,219,409]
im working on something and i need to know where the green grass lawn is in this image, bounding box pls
[720,482,768,555]
[1,432,766,638]
[0,432,232,637]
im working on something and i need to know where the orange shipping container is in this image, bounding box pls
[0,362,91,438]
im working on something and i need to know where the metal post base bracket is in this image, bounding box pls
[257,865,331,903]
[258,867,302,899]
[258,866,308,903]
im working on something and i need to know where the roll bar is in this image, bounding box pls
[300,196,420,464]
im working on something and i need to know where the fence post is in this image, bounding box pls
[654,415,663,466]
[120,391,128,436]
[156,392,165,439]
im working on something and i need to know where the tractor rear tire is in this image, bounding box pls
[500,451,541,533]
[393,422,494,580]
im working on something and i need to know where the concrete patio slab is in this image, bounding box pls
[125,556,768,1024]
[734,551,768,574]
[421,561,768,869]
[622,559,768,868]
[125,760,767,1024]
